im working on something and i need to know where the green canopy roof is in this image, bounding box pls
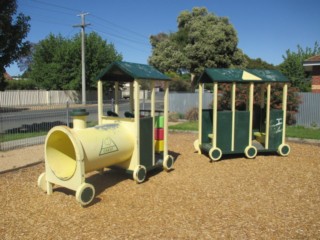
[197,68,290,84]
[96,61,171,82]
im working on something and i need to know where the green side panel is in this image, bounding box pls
[139,117,153,168]
[216,112,232,152]
[268,110,284,150]
[201,109,213,144]
[234,111,250,152]
[155,116,164,128]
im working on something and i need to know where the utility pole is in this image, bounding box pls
[73,13,90,105]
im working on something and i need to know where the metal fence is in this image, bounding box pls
[296,93,320,128]
[0,101,118,151]
[169,92,213,114]
[0,92,319,151]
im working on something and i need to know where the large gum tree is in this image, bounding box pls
[149,7,247,85]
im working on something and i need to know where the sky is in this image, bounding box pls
[6,0,320,76]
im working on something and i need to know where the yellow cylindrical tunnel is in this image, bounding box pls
[45,123,135,181]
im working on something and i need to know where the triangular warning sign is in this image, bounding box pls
[99,138,119,155]
[242,71,262,81]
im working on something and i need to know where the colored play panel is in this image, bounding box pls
[154,128,164,140]
[155,116,164,128]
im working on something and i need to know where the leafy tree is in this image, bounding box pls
[149,7,247,84]
[17,42,36,75]
[245,55,277,70]
[6,78,37,90]
[0,0,30,90]
[29,32,122,90]
[166,71,192,92]
[279,42,320,92]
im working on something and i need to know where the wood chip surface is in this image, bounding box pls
[1,132,320,239]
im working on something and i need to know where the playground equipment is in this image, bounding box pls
[194,68,291,161]
[38,62,174,206]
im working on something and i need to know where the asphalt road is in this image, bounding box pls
[0,100,163,133]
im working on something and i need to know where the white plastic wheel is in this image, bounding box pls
[209,147,222,161]
[75,183,95,206]
[37,172,48,192]
[133,165,147,183]
[163,155,174,171]
[277,144,291,157]
[244,146,258,159]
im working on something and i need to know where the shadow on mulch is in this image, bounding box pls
[201,151,279,163]
[55,150,181,207]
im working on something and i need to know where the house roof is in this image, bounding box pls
[303,55,320,72]
[4,72,13,80]
[197,68,289,84]
[95,61,171,82]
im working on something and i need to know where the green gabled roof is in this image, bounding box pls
[197,68,290,84]
[96,61,171,82]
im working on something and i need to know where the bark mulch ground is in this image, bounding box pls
[1,132,320,239]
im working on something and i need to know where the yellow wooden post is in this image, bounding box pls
[260,84,265,131]
[282,84,288,144]
[163,81,169,157]
[130,82,134,113]
[134,80,140,164]
[265,83,271,149]
[97,80,103,125]
[248,83,254,146]
[260,84,265,109]
[212,82,218,148]
[151,81,155,165]
[114,81,119,114]
[231,82,236,151]
[198,83,203,148]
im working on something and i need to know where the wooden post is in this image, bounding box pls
[134,80,140,164]
[248,83,254,146]
[114,81,119,114]
[163,81,169,158]
[231,82,236,151]
[282,84,288,144]
[198,83,203,149]
[97,80,103,125]
[265,83,271,149]
[212,83,218,148]
[151,81,155,165]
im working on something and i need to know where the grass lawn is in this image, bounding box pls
[169,121,320,140]
[0,131,47,142]
[1,121,319,143]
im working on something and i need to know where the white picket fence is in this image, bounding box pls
[0,90,80,106]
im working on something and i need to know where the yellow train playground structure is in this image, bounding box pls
[38,62,290,206]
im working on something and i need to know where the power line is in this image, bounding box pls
[90,14,148,40]
[29,0,81,13]
[24,0,152,57]
[88,26,148,46]
[21,1,74,16]
[27,0,150,43]
[88,27,150,54]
